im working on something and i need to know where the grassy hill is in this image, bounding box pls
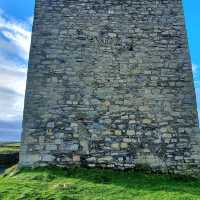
[0,143,20,154]
[0,166,200,200]
[0,143,20,166]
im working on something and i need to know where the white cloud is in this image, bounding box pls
[0,10,32,125]
[193,64,200,89]
[0,12,32,60]
[0,58,27,122]
[0,88,24,122]
[192,64,198,73]
[192,64,200,123]
[28,16,34,25]
[0,55,27,95]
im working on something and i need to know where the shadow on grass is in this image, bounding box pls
[18,166,200,197]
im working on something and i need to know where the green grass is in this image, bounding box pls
[0,143,20,154]
[0,166,200,200]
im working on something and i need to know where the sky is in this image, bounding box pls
[0,0,199,142]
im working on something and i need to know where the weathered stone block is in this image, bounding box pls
[121,143,128,149]
[111,143,120,150]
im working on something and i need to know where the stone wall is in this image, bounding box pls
[20,0,200,177]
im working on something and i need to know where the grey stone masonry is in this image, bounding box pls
[20,0,200,177]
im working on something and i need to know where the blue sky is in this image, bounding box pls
[0,0,199,141]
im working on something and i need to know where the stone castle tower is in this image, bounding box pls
[20,0,200,176]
